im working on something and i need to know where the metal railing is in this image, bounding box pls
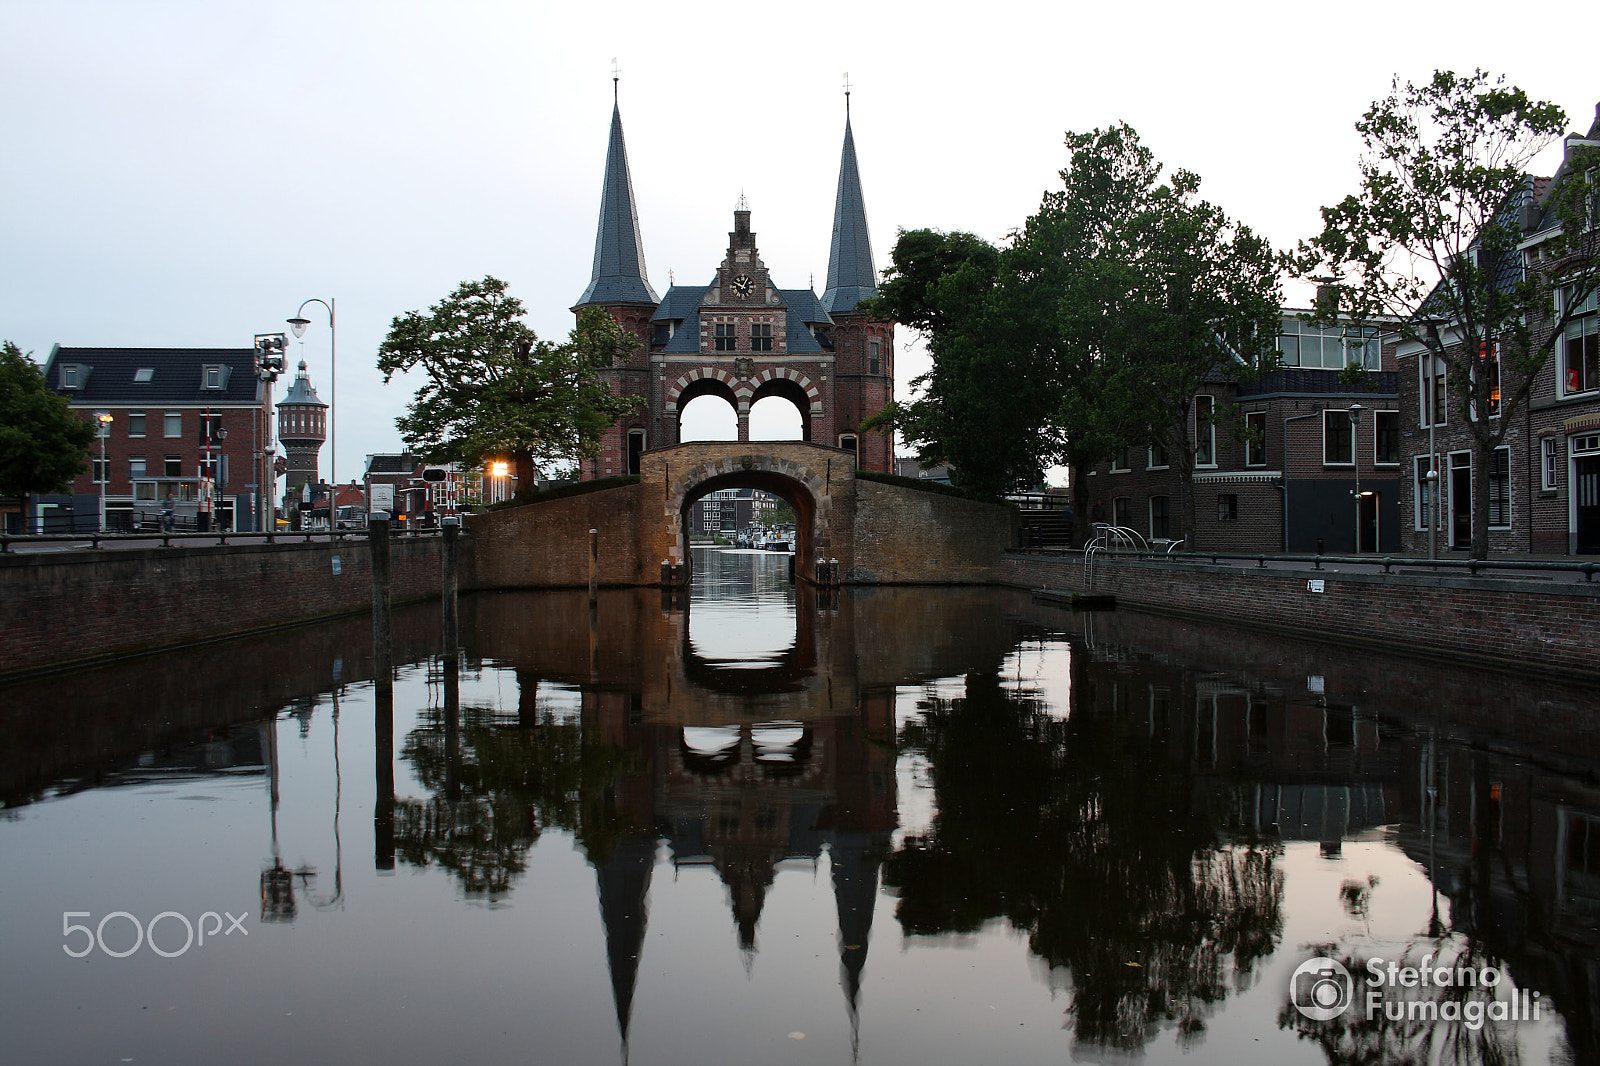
[0,527,449,553]
[1015,543,1599,583]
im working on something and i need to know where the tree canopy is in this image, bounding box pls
[377,277,644,484]
[867,125,1281,540]
[1292,69,1600,557]
[0,341,95,498]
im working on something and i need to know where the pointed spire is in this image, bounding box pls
[575,90,658,308]
[822,97,876,314]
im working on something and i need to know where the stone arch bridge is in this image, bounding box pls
[468,441,1014,588]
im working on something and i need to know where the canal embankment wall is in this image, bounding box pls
[1001,551,1600,681]
[0,536,468,680]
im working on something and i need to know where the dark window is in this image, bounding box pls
[1245,412,1266,466]
[869,339,881,374]
[129,456,146,478]
[1195,395,1215,466]
[839,434,859,467]
[751,323,773,352]
[1113,497,1130,526]
[1324,410,1353,465]
[715,323,736,351]
[1150,496,1170,539]
[128,411,146,437]
[164,455,183,477]
[1374,411,1399,464]
[1148,442,1168,469]
[652,323,671,347]
[92,458,109,483]
[1218,494,1238,521]
[1489,447,1511,527]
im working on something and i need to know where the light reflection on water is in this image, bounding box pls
[0,545,1596,1065]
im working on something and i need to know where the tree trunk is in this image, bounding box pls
[1471,435,1493,561]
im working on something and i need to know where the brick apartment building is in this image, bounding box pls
[1396,112,1600,556]
[570,93,894,479]
[39,345,274,532]
[1085,311,1402,554]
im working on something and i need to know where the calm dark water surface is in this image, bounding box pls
[3,547,1598,1065]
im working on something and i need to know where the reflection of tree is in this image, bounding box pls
[883,669,1283,1052]
[1278,942,1525,1066]
[395,687,645,901]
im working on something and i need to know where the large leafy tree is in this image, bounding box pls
[0,341,96,498]
[1291,70,1600,558]
[377,277,644,486]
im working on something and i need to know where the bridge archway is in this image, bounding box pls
[679,468,817,581]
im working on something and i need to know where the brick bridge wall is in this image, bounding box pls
[1001,551,1600,680]
[0,536,462,680]
[468,442,1019,589]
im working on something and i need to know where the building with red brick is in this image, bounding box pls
[571,92,894,480]
[1084,312,1402,554]
[40,345,274,532]
[1393,112,1600,557]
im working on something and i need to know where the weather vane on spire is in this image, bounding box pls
[843,71,851,116]
[736,190,750,212]
[611,57,620,101]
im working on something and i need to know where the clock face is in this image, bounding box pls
[731,274,754,298]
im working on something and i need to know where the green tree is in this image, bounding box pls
[1291,70,1600,559]
[377,277,644,487]
[0,341,95,498]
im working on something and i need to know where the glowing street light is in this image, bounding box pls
[96,411,113,533]
[288,299,335,545]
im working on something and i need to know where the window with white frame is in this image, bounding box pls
[128,411,146,437]
[1374,411,1399,465]
[1489,446,1511,528]
[1421,357,1446,426]
[92,457,109,483]
[1245,412,1266,467]
[1148,442,1168,470]
[1563,284,1599,396]
[1470,343,1501,418]
[1277,318,1381,370]
[1323,410,1354,465]
[129,456,146,479]
[1110,448,1131,473]
[1414,455,1434,530]
[1542,437,1559,491]
[164,411,182,438]
[1194,395,1216,467]
[1112,497,1130,526]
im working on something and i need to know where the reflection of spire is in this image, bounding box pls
[728,860,769,958]
[831,835,882,1061]
[596,837,655,1056]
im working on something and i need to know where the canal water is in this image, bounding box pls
[3,547,1597,1065]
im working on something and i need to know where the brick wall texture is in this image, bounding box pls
[0,535,461,679]
[1002,552,1600,680]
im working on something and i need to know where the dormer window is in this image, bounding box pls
[652,322,671,347]
[60,364,89,389]
[202,364,230,390]
[133,368,154,383]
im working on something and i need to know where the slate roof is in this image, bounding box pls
[649,284,836,355]
[278,360,327,407]
[42,345,262,404]
[574,101,659,308]
[821,115,877,314]
[1417,176,1544,319]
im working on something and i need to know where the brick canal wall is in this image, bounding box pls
[1001,551,1600,680]
[0,535,466,680]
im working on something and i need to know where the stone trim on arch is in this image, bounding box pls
[664,365,824,416]
[664,367,739,414]
[665,453,829,518]
[749,366,824,416]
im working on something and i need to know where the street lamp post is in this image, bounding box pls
[288,299,335,545]
[96,411,112,532]
[1348,403,1364,553]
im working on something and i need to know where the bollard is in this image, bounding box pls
[589,528,599,601]
[369,512,393,693]
[441,517,460,664]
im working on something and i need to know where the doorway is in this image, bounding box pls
[1576,455,1600,554]
[1358,492,1379,553]
[1449,452,1472,550]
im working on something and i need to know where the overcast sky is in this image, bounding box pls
[3,0,1592,484]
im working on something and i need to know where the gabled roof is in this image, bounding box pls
[43,345,261,404]
[574,100,659,309]
[821,115,877,314]
[1416,176,1544,320]
[649,284,836,355]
